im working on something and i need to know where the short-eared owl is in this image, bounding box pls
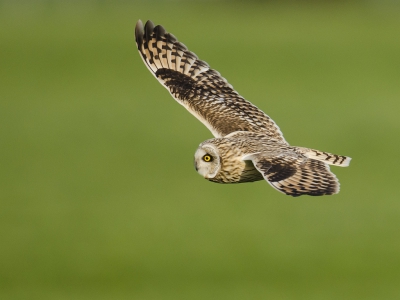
[135,20,351,197]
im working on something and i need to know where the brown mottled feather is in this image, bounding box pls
[135,20,286,142]
[251,155,340,196]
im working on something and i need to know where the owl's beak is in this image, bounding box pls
[194,161,198,172]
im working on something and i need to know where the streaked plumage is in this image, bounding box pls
[135,20,351,197]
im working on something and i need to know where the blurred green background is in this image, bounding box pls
[1,1,400,299]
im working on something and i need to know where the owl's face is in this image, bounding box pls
[194,144,221,179]
[194,139,264,183]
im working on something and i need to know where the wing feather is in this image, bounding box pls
[135,20,286,142]
[250,155,340,197]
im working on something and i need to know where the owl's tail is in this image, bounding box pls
[296,147,351,167]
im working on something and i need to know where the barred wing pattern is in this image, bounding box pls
[252,155,340,197]
[135,20,287,142]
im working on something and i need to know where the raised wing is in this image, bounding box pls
[135,20,287,142]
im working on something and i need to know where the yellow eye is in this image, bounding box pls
[202,154,213,162]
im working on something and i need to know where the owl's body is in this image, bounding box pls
[135,20,351,197]
[196,131,349,196]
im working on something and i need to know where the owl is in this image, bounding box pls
[135,20,351,197]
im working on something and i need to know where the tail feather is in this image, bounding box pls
[296,147,351,167]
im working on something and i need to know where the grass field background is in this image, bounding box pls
[1,1,400,299]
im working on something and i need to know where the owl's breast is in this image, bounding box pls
[238,160,264,183]
[208,157,263,184]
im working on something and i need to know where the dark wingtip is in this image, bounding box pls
[144,20,155,43]
[154,24,166,36]
[144,20,155,30]
[135,19,144,47]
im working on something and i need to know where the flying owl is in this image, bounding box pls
[135,20,351,197]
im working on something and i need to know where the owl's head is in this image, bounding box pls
[194,143,221,179]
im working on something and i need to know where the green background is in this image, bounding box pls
[1,1,399,299]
